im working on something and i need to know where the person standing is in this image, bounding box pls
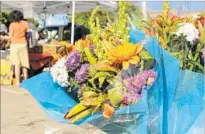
[2,10,30,86]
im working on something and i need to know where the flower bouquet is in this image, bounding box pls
[49,2,157,124]
[140,1,204,73]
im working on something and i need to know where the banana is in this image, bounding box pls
[69,108,93,123]
[64,103,88,119]
[64,93,108,123]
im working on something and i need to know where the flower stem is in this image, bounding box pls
[189,43,203,71]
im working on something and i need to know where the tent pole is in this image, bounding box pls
[71,1,75,44]
[142,0,147,20]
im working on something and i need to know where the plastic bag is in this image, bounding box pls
[20,28,204,134]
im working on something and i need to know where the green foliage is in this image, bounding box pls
[70,10,115,28]
[168,34,204,73]
[86,71,115,93]
[87,2,134,61]
[139,49,153,60]
[108,87,123,107]
[0,11,39,28]
[0,11,11,28]
[84,48,97,65]
[139,1,180,49]
[116,1,130,42]
[27,18,39,28]
[139,49,155,71]
[88,6,107,61]
[126,3,143,27]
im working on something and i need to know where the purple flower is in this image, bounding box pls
[122,91,141,105]
[123,70,156,104]
[75,63,90,83]
[66,51,80,70]
[126,75,146,92]
[143,70,157,85]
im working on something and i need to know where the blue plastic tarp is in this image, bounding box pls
[20,28,204,134]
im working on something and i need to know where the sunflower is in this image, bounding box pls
[107,43,143,70]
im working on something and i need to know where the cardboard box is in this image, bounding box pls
[29,45,60,54]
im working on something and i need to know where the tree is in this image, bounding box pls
[0,11,11,28]
[70,10,115,28]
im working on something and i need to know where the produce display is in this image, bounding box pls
[50,2,157,123]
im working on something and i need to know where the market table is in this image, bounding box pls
[28,45,61,76]
[0,44,60,85]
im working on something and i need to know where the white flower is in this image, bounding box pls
[193,14,199,20]
[50,57,70,87]
[175,23,199,42]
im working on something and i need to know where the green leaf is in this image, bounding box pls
[144,59,156,70]
[94,72,112,79]
[185,59,204,72]
[99,77,106,88]
[199,27,205,44]
[108,87,123,107]
[139,50,153,60]
[84,48,97,65]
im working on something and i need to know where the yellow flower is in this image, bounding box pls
[75,39,91,50]
[52,41,75,65]
[108,43,143,70]
[58,41,75,54]
[163,1,170,15]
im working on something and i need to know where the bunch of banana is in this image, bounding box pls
[64,103,93,123]
[64,92,108,123]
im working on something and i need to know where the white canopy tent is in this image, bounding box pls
[1,1,147,44]
[1,1,118,17]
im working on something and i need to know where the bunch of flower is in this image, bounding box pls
[50,2,157,123]
[140,1,204,73]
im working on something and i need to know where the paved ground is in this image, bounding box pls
[1,85,105,134]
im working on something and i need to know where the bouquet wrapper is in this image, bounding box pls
[20,28,204,134]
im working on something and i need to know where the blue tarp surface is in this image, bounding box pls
[21,28,204,134]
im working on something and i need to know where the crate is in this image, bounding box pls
[29,45,61,54]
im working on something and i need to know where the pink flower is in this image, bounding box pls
[123,70,156,104]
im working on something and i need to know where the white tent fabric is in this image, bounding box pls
[1,1,117,16]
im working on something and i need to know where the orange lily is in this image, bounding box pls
[75,39,92,50]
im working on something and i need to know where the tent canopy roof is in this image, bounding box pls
[1,1,118,14]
